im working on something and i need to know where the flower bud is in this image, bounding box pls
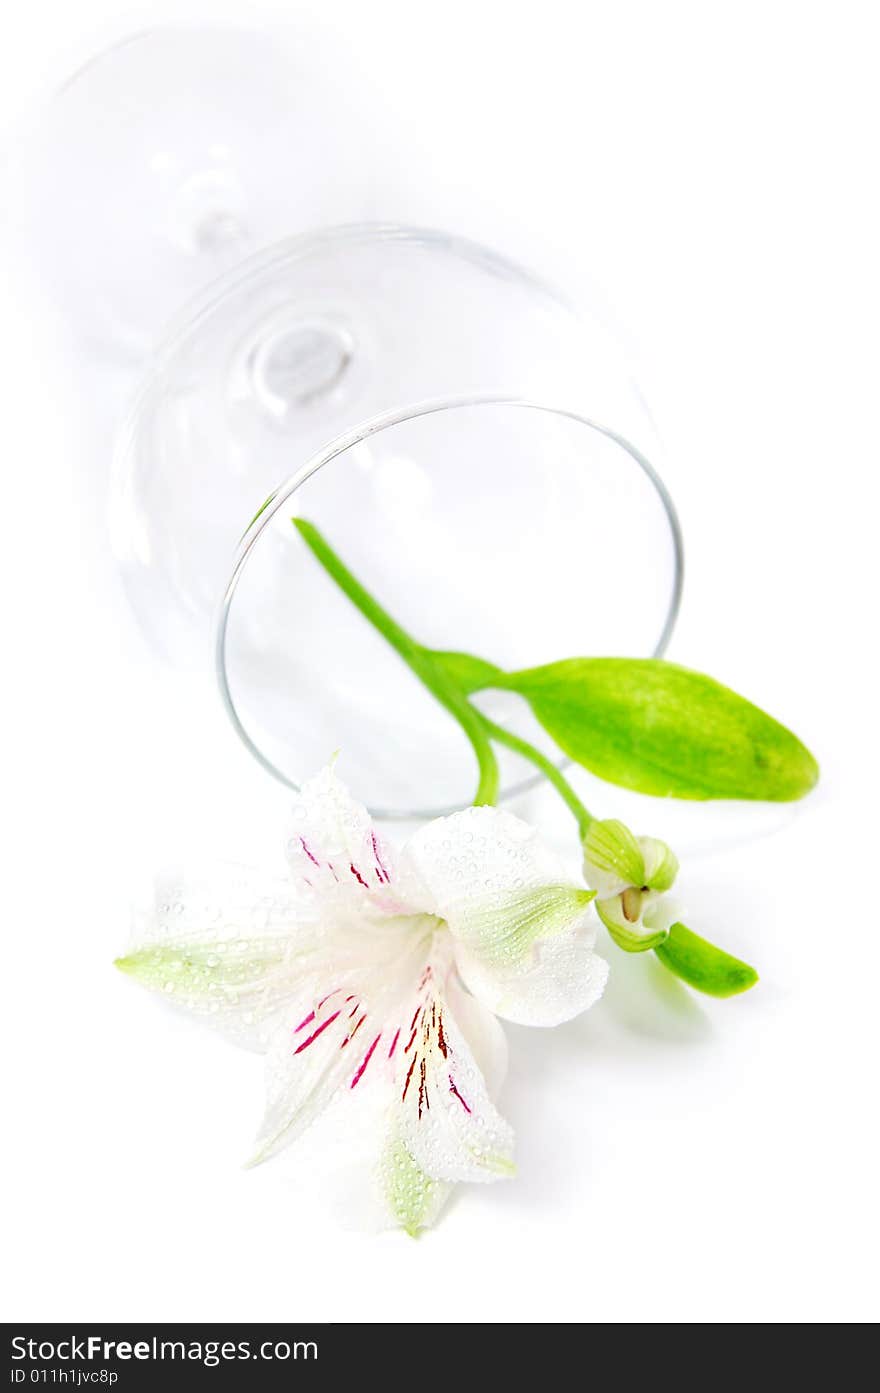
[583,818,679,952]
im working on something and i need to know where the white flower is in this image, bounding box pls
[117,765,608,1234]
[582,818,679,951]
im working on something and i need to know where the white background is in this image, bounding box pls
[1,0,877,1324]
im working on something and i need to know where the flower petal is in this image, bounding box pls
[392,943,515,1186]
[583,818,645,894]
[377,960,510,1233]
[406,806,593,957]
[405,806,605,1026]
[454,923,609,1026]
[255,952,512,1233]
[379,1132,453,1236]
[249,918,435,1166]
[115,864,316,1050]
[286,763,418,912]
[443,970,509,1098]
[595,885,680,952]
[644,895,681,936]
[251,985,369,1165]
[638,836,679,892]
[596,892,669,952]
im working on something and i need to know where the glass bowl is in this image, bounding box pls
[216,396,683,819]
[110,223,662,669]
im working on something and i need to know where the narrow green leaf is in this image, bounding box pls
[427,649,503,695]
[493,658,818,801]
[654,923,758,997]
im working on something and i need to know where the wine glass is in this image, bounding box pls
[215,395,683,818]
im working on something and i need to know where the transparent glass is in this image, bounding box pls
[111,223,663,669]
[21,27,398,361]
[216,397,683,819]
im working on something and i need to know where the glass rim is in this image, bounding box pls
[213,393,684,819]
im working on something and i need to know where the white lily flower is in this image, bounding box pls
[117,764,608,1234]
[582,818,679,952]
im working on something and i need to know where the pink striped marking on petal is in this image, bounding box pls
[341,1012,366,1048]
[297,987,341,1031]
[293,1011,341,1055]
[402,1054,417,1101]
[371,831,390,884]
[449,1076,472,1113]
[351,1034,381,1088]
[299,837,320,867]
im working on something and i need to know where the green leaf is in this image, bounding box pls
[426,649,503,694]
[492,658,818,801]
[654,923,758,997]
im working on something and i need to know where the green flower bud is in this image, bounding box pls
[583,818,679,952]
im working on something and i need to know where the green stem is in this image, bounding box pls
[479,717,593,840]
[293,518,499,805]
